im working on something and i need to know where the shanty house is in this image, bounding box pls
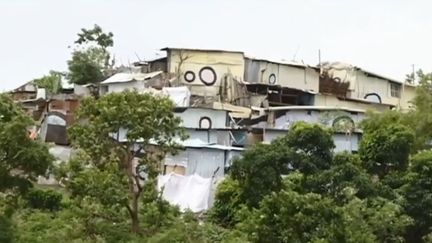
[244,57,320,92]
[99,70,164,95]
[163,139,243,178]
[262,128,360,153]
[162,47,245,97]
[319,62,415,110]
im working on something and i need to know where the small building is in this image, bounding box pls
[99,70,164,95]
[319,62,416,111]
[162,47,245,97]
[244,57,320,92]
[9,81,38,101]
[174,107,229,130]
[163,139,243,178]
[239,106,365,153]
[39,94,81,145]
[262,128,360,153]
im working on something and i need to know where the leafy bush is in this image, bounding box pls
[208,177,243,227]
[25,188,63,211]
[0,214,14,243]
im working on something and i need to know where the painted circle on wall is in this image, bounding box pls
[269,74,277,84]
[184,71,195,83]
[364,93,382,103]
[199,66,217,86]
[199,116,212,129]
[332,116,355,133]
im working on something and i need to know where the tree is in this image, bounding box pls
[229,122,334,206]
[0,94,53,195]
[215,122,335,225]
[410,70,432,151]
[209,177,243,227]
[236,186,410,243]
[75,24,114,49]
[31,70,63,94]
[402,150,432,242]
[67,90,186,234]
[305,152,383,202]
[67,24,114,86]
[230,143,293,208]
[359,123,414,178]
[276,122,335,175]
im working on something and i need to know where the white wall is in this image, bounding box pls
[186,129,230,145]
[175,108,228,129]
[328,66,406,107]
[314,94,391,112]
[263,129,360,152]
[245,59,319,92]
[333,134,359,152]
[103,81,146,94]
[168,50,245,97]
[165,148,226,178]
[263,130,288,142]
[265,109,364,130]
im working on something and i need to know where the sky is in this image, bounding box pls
[1,0,431,91]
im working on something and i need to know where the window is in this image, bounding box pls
[390,83,401,98]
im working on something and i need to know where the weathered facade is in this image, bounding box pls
[163,48,245,97]
[39,95,80,145]
[320,62,415,110]
[244,57,320,92]
[163,144,243,178]
[99,70,165,95]
[263,128,361,153]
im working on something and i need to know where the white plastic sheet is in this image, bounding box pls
[161,87,191,107]
[157,173,212,212]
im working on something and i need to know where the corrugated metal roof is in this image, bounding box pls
[101,71,163,84]
[245,55,315,69]
[321,61,404,84]
[355,66,402,84]
[251,105,367,113]
[61,78,74,89]
[161,47,244,55]
[117,136,244,151]
[245,82,318,94]
[167,138,244,151]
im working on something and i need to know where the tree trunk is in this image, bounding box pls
[125,152,142,234]
[131,193,140,234]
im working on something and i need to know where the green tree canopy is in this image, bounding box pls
[31,70,63,94]
[0,94,53,195]
[409,70,432,150]
[67,24,114,86]
[359,123,414,178]
[402,150,432,242]
[237,187,410,243]
[67,90,186,234]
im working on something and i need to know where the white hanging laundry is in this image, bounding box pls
[157,173,212,212]
[161,87,191,107]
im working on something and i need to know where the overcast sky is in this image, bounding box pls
[1,0,431,91]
